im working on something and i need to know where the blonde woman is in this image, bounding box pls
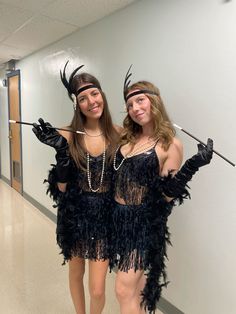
[111,75,213,313]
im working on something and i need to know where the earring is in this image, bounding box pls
[71,93,77,111]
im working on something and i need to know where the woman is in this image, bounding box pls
[32,61,120,314]
[111,74,213,313]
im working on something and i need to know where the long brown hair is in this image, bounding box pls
[121,81,175,150]
[68,73,119,169]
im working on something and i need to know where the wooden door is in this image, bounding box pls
[8,71,22,194]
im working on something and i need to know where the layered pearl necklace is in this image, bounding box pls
[84,128,103,137]
[113,138,157,171]
[85,137,106,193]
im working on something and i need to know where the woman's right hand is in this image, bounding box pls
[33,118,72,183]
[32,118,68,153]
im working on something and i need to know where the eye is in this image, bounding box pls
[137,97,145,103]
[92,91,99,97]
[78,97,86,104]
[126,103,132,110]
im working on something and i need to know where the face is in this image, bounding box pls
[126,91,153,127]
[77,84,104,119]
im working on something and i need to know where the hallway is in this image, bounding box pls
[0,179,118,314]
[0,179,163,314]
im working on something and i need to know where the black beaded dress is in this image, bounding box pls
[45,151,112,264]
[111,145,186,313]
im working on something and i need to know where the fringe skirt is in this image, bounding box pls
[110,200,152,272]
[110,197,173,314]
[56,191,110,263]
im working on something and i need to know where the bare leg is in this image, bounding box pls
[115,269,146,314]
[135,273,146,311]
[68,257,86,314]
[88,259,109,314]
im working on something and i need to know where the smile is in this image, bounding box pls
[88,105,99,112]
[135,112,144,119]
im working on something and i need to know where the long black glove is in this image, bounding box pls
[163,138,213,198]
[32,118,71,183]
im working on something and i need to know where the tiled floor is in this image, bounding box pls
[0,179,163,314]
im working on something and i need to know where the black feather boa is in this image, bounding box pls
[140,174,190,313]
[44,164,111,264]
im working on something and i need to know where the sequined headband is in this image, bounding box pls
[123,65,158,102]
[60,60,101,102]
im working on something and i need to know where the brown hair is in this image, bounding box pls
[68,72,119,169]
[121,81,175,150]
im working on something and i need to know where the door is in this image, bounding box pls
[8,70,23,194]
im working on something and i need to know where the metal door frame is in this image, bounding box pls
[7,69,23,194]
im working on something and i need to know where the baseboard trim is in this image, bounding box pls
[158,297,184,314]
[1,175,11,185]
[0,176,56,223]
[17,182,184,314]
[23,191,57,223]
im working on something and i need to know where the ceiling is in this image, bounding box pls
[0,0,137,68]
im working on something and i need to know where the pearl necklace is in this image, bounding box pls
[113,139,156,171]
[86,140,106,192]
[84,129,103,137]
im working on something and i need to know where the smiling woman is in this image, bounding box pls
[31,61,120,314]
[109,75,213,314]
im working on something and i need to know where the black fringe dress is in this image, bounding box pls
[45,153,112,264]
[111,146,187,313]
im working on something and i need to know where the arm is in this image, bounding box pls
[56,129,71,192]
[162,138,213,199]
[160,138,183,201]
[32,118,72,192]
[160,137,183,176]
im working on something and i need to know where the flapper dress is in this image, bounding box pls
[45,152,112,264]
[111,145,187,313]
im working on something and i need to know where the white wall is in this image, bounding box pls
[0,0,236,313]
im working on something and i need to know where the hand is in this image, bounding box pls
[162,138,213,199]
[32,118,71,183]
[188,138,213,169]
[32,118,68,153]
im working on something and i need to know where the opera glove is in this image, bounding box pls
[54,152,72,183]
[32,118,71,183]
[32,118,68,153]
[163,138,213,198]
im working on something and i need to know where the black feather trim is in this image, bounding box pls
[44,164,111,264]
[158,173,190,205]
[140,175,190,313]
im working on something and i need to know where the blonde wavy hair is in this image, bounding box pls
[121,81,175,151]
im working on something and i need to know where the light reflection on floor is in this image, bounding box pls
[0,179,163,314]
